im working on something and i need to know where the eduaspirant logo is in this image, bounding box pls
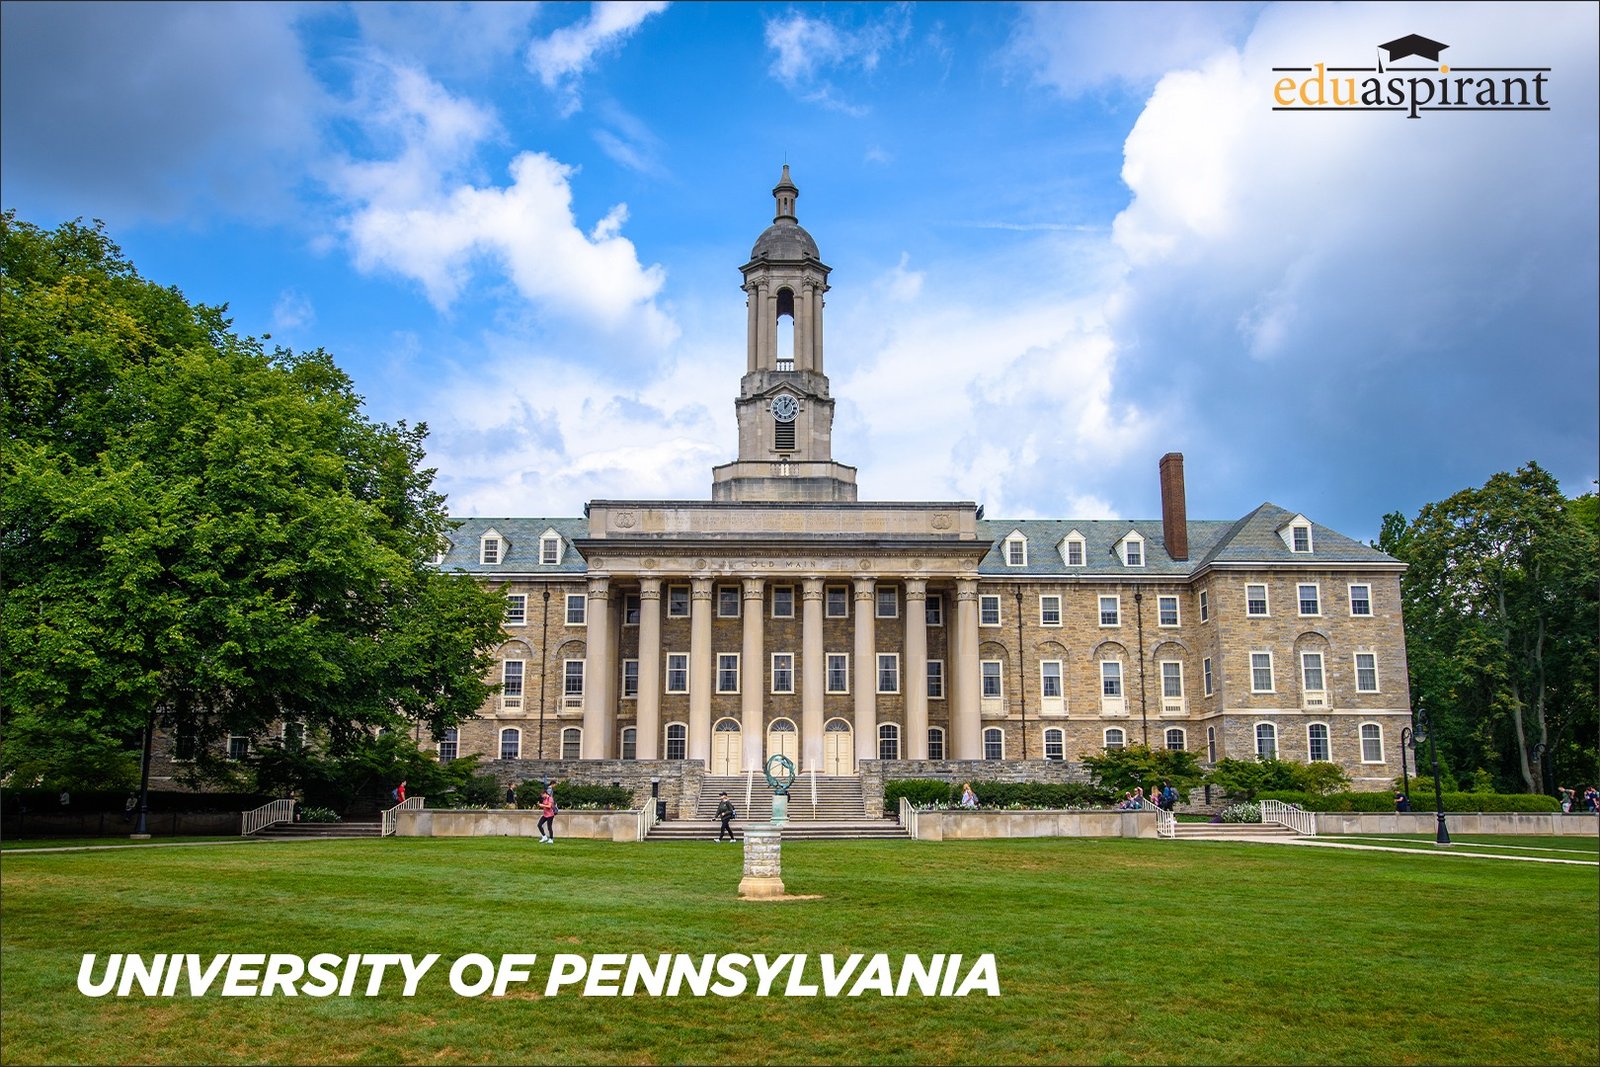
[1272,34,1551,119]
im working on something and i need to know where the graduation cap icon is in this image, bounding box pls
[1379,34,1448,68]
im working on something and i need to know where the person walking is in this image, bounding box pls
[959,782,978,809]
[505,783,518,809]
[538,785,557,843]
[715,792,736,841]
[1557,786,1574,813]
[391,780,407,805]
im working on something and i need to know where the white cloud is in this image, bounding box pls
[271,290,316,332]
[353,2,539,76]
[527,1,670,116]
[763,7,912,114]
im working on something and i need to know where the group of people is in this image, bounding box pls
[1118,782,1178,811]
[1558,785,1599,814]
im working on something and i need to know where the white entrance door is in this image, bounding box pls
[767,719,799,766]
[711,718,741,775]
[822,718,854,775]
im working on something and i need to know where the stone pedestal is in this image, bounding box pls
[770,793,789,826]
[738,826,785,899]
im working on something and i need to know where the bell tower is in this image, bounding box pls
[712,166,858,502]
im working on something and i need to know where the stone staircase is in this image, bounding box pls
[252,819,383,840]
[1171,821,1304,840]
[647,775,908,841]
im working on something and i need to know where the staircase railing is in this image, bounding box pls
[635,797,659,842]
[1155,806,1177,838]
[1260,799,1317,836]
[381,796,424,837]
[241,798,296,836]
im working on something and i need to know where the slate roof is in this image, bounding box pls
[431,503,1397,579]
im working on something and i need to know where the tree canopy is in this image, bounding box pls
[1380,464,1598,794]
[1,214,505,788]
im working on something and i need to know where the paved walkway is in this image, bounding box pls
[1182,834,1597,866]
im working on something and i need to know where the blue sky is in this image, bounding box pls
[4,1,1596,540]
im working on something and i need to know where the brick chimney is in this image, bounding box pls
[1159,452,1188,561]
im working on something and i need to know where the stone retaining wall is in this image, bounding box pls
[904,806,1157,841]
[474,759,703,818]
[396,808,644,841]
[861,760,1094,816]
[1312,812,1598,836]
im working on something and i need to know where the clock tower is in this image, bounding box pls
[712,166,858,502]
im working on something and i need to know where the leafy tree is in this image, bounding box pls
[1380,465,1598,793]
[1,215,506,787]
[253,731,499,813]
[1081,744,1205,801]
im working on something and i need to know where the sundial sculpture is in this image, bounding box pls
[764,753,796,826]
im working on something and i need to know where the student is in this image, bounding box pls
[391,780,407,804]
[538,786,557,843]
[1557,786,1573,813]
[1161,781,1178,811]
[505,783,518,809]
[1394,791,1411,812]
[959,782,978,809]
[715,792,736,842]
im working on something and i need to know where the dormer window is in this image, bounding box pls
[1004,531,1028,567]
[480,529,505,566]
[430,538,452,566]
[1060,531,1086,567]
[1279,515,1315,553]
[540,530,563,566]
[1120,532,1145,568]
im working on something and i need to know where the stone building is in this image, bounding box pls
[434,167,1412,792]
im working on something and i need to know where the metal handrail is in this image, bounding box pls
[636,797,659,842]
[381,796,425,837]
[1155,806,1177,838]
[241,798,296,836]
[1260,799,1317,836]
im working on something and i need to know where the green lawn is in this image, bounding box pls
[2,838,1595,1065]
[1,836,256,851]
[1314,833,1598,858]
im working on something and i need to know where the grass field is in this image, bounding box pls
[2,837,1595,1065]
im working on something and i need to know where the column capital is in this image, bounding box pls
[691,576,714,599]
[587,576,611,600]
[802,577,826,600]
[742,576,765,601]
[638,576,662,599]
[904,577,928,602]
[853,576,877,602]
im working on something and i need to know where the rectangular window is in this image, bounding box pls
[771,653,795,694]
[1158,595,1179,627]
[540,536,560,565]
[1301,652,1325,692]
[481,538,500,565]
[1044,730,1065,760]
[1298,583,1321,616]
[772,586,795,618]
[1203,657,1214,696]
[1360,723,1384,762]
[566,593,586,626]
[1355,653,1379,693]
[1349,584,1372,616]
[666,727,687,761]
[228,735,250,761]
[1250,652,1275,693]
[438,728,458,763]
[665,653,688,693]
[717,585,740,618]
[878,726,899,761]
[826,653,849,694]
[1308,724,1330,762]
[622,659,639,699]
[667,585,689,617]
[502,660,524,707]
[1006,539,1026,566]
[561,730,580,760]
[1199,589,1210,622]
[500,730,521,760]
[825,585,848,618]
[927,730,945,760]
[1292,525,1311,552]
[981,660,1003,699]
[1066,539,1085,566]
[876,586,898,618]
[1099,595,1120,627]
[716,654,740,694]
[979,595,1001,626]
[1125,540,1143,566]
[983,730,1004,760]
[504,594,527,626]
[877,653,900,694]
[1101,662,1123,698]
[927,660,945,699]
[623,594,640,626]
[563,660,584,698]
[1040,660,1063,698]
[1246,584,1269,617]
[926,594,944,626]
[1040,595,1062,626]
[1161,661,1183,698]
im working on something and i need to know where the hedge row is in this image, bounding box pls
[884,779,1116,810]
[510,780,633,810]
[0,789,273,814]
[1258,790,1560,813]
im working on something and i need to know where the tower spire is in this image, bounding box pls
[773,164,798,223]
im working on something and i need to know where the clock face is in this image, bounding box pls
[771,394,799,422]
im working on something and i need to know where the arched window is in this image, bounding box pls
[983,728,1004,760]
[499,728,521,761]
[1307,723,1330,762]
[620,726,637,761]
[665,723,687,761]
[1043,728,1065,760]
[927,727,946,760]
[878,723,899,760]
[775,287,796,370]
[1164,728,1186,751]
[1104,728,1126,751]
[1360,723,1384,763]
[438,727,458,763]
[561,728,581,760]
[1255,722,1278,760]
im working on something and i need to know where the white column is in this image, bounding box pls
[852,577,877,767]
[952,577,982,759]
[580,576,614,758]
[636,578,661,760]
[688,577,713,764]
[801,578,825,772]
[904,578,930,760]
[812,289,825,374]
[741,577,765,772]
[796,284,813,372]
[745,288,758,373]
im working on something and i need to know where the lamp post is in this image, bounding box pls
[131,705,155,839]
[1399,726,1412,804]
[1531,742,1548,796]
[1414,706,1450,846]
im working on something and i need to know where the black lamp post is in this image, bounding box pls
[1399,726,1413,804]
[1414,706,1450,846]
[131,705,156,839]
[1531,742,1548,796]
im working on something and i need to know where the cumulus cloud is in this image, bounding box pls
[527,1,670,116]
[332,64,675,344]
